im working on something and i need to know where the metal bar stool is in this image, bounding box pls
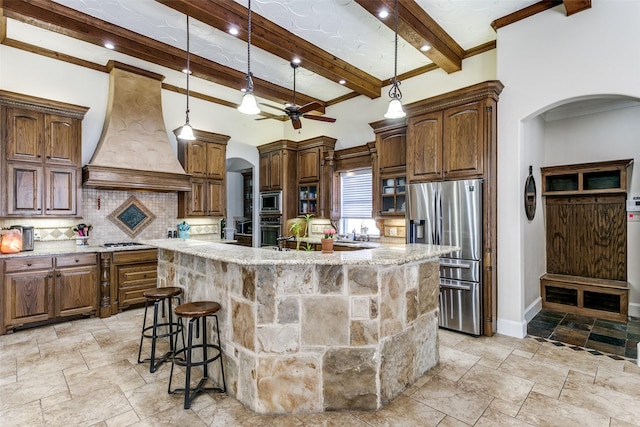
[137,287,184,373]
[168,301,226,409]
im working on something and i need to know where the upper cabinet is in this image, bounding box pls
[1,91,88,218]
[377,127,406,174]
[408,100,484,182]
[177,130,228,218]
[295,137,336,217]
[257,140,297,221]
[541,159,633,196]
[369,121,407,218]
[297,146,321,183]
[259,149,282,191]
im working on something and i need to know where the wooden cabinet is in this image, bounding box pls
[112,249,158,312]
[380,176,406,216]
[1,91,88,218]
[259,150,283,191]
[297,146,321,182]
[407,100,484,182]
[243,171,253,218]
[2,253,98,333]
[369,121,407,219]
[298,184,318,215]
[177,130,229,218]
[295,137,336,218]
[541,159,632,196]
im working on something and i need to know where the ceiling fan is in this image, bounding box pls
[259,62,336,130]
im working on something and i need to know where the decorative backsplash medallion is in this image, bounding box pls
[107,196,156,238]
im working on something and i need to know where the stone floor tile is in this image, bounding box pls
[0,370,68,412]
[560,370,640,424]
[498,353,569,394]
[458,364,533,417]
[0,400,44,427]
[436,415,472,426]
[66,359,147,397]
[433,346,480,382]
[123,378,184,419]
[411,375,493,425]
[352,394,446,426]
[475,406,534,427]
[452,336,514,367]
[131,405,207,426]
[532,342,599,376]
[17,348,88,381]
[105,409,140,427]
[42,384,133,427]
[517,391,610,427]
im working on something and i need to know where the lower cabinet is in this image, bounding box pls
[112,249,158,312]
[2,253,98,333]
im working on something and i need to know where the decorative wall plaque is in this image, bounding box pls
[108,196,156,238]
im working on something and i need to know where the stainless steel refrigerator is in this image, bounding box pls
[407,179,483,336]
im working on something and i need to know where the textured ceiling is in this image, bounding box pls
[40,0,539,103]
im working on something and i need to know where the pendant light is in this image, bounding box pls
[384,0,406,119]
[238,0,260,115]
[177,15,196,140]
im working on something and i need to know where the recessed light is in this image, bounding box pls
[182,68,192,74]
[292,57,301,64]
[420,44,431,52]
[229,27,239,36]
[339,79,346,85]
[378,10,389,19]
[240,87,247,92]
[104,42,115,49]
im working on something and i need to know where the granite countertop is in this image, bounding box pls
[294,236,382,249]
[142,238,457,266]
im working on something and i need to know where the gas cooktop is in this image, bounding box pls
[103,242,144,248]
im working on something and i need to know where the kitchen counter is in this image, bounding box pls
[294,236,383,249]
[147,238,454,414]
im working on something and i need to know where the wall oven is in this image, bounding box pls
[260,191,282,214]
[259,216,281,247]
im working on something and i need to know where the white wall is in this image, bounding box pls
[497,0,640,337]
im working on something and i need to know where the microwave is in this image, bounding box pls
[260,191,282,214]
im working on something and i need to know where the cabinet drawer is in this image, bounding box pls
[55,253,97,268]
[118,263,158,288]
[4,256,53,272]
[112,249,157,264]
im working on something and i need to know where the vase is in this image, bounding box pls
[321,238,334,253]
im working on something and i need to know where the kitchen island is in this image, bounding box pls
[145,238,455,414]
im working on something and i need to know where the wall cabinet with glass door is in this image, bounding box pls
[176,130,228,217]
[0,91,88,218]
[298,184,318,215]
[295,137,336,219]
[380,176,406,216]
[243,171,253,218]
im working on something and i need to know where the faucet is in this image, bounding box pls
[352,229,357,240]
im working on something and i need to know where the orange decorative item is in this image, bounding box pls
[321,238,334,254]
[1,229,23,253]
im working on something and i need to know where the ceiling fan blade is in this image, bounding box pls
[260,103,286,113]
[292,118,302,130]
[298,101,323,114]
[303,114,336,123]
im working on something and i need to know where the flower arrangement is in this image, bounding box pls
[323,228,336,239]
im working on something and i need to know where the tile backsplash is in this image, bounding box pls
[0,188,221,246]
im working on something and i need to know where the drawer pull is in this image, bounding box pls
[27,263,33,267]
[75,259,80,263]
[56,273,61,277]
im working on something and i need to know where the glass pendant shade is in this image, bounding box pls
[384,97,406,119]
[177,122,195,140]
[238,91,260,115]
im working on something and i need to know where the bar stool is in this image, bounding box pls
[168,301,226,409]
[137,287,184,373]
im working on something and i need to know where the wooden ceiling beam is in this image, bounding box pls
[1,0,323,109]
[354,0,464,74]
[563,0,591,16]
[157,0,382,100]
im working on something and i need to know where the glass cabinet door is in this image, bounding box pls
[381,177,406,215]
[299,184,317,214]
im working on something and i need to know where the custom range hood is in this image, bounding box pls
[82,61,191,192]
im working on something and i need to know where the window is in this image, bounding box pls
[340,169,380,237]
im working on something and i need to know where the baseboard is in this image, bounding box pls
[497,317,527,338]
[525,297,543,323]
[629,302,640,318]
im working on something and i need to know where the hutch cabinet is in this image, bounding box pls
[177,130,228,218]
[0,91,88,218]
[369,122,407,218]
[2,253,98,334]
[540,159,632,322]
[295,137,336,217]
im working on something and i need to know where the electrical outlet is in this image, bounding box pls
[389,227,398,236]
[33,230,41,241]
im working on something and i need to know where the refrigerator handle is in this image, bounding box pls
[435,189,442,245]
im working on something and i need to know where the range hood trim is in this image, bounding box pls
[82,165,192,192]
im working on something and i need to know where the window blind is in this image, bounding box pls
[341,170,372,218]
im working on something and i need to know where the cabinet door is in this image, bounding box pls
[206,143,226,179]
[5,107,44,162]
[259,152,271,191]
[117,262,158,309]
[442,101,484,179]
[207,179,226,217]
[55,265,97,317]
[298,147,320,182]
[187,178,207,216]
[377,129,406,173]
[6,162,43,216]
[407,112,443,182]
[269,151,282,190]
[45,114,79,166]
[45,166,77,216]
[4,270,52,327]
[184,141,208,176]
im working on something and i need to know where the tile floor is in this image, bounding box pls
[1,308,640,426]
[527,309,640,360]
